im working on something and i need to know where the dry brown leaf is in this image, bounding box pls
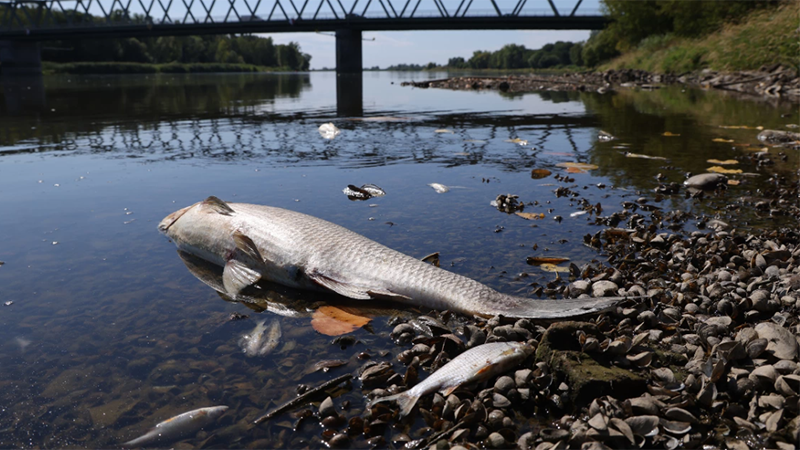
[530,169,552,179]
[527,256,570,265]
[516,212,545,220]
[556,162,599,170]
[566,167,586,174]
[707,166,743,174]
[707,159,738,165]
[662,132,680,137]
[311,306,372,336]
[727,179,741,186]
[712,138,734,143]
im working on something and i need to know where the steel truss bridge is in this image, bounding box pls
[0,0,606,39]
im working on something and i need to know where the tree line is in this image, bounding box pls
[43,34,311,70]
[1,7,311,69]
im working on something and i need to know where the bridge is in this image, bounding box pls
[0,0,607,72]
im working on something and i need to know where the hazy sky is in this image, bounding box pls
[269,30,593,69]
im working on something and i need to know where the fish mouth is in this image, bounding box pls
[158,204,193,234]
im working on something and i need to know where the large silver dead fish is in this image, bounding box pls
[369,341,531,417]
[158,196,633,319]
[122,405,228,448]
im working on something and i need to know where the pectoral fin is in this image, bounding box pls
[223,260,261,296]
[306,271,411,302]
[441,385,460,397]
[233,230,263,262]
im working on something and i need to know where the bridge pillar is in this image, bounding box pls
[0,41,42,76]
[335,29,363,116]
[335,29,362,74]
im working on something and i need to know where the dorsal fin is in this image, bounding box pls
[203,196,234,215]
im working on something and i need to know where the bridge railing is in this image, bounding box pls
[1,0,602,33]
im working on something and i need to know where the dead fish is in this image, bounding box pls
[343,184,386,200]
[428,183,450,194]
[239,318,281,357]
[318,123,341,140]
[122,405,228,448]
[158,196,638,319]
[369,342,531,417]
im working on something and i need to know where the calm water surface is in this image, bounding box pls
[0,72,797,448]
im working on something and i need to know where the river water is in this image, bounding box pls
[0,71,797,448]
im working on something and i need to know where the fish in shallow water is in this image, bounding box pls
[369,341,531,417]
[158,196,636,319]
[122,405,228,448]
[239,318,282,356]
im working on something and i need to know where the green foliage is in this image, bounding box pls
[582,30,620,67]
[585,0,781,67]
[28,7,310,70]
[441,41,584,70]
[569,43,584,66]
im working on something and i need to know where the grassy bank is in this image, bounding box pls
[603,2,798,73]
[42,62,291,75]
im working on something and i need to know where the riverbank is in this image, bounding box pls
[42,61,289,75]
[401,65,800,102]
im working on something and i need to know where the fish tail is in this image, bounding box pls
[367,392,419,418]
[491,294,645,319]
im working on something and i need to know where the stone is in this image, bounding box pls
[592,280,619,297]
[319,396,336,418]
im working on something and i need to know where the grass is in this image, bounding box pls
[603,1,799,73]
[42,62,291,75]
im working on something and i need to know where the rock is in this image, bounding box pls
[569,280,592,297]
[494,376,515,394]
[592,280,619,297]
[757,129,800,143]
[486,432,506,448]
[319,396,336,418]
[755,322,798,360]
[684,173,727,190]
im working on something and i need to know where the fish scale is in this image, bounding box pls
[159,197,637,319]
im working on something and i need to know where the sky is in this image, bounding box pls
[268,30,593,69]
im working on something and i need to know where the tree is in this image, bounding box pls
[569,43,584,66]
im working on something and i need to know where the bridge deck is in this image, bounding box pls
[1,0,607,40]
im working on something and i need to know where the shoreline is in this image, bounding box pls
[401,65,800,103]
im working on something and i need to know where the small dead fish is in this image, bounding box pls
[428,183,450,194]
[318,123,341,140]
[122,405,228,448]
[368,342,532,417]
[343,184,386,200]
[239,319,282,357]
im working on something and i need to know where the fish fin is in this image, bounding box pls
[441,385,460,397]
[475,363,497,376]
[367,392,419,418]
[307,271,372,300]
[366,289,412,302]
[203,196,234,215]
[232,230,263,262]
[223,259,261,296]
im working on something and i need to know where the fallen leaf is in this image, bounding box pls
[504,138,528,145]
[530,169,552,179]
[707,166,743,174]
[311,306,372,336]
[625,152,667,160]
[712,138,734,143]
[707,159,738,165]
[527,256,570,265]
[435,129,454,134]
[515,212,545,220]
[662,132,680,137]
[556,162,599,170]
[566,167,586,174]
[727,179,741,186]
[538,263,570,273]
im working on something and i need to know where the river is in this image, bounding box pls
[0,71,797,448]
